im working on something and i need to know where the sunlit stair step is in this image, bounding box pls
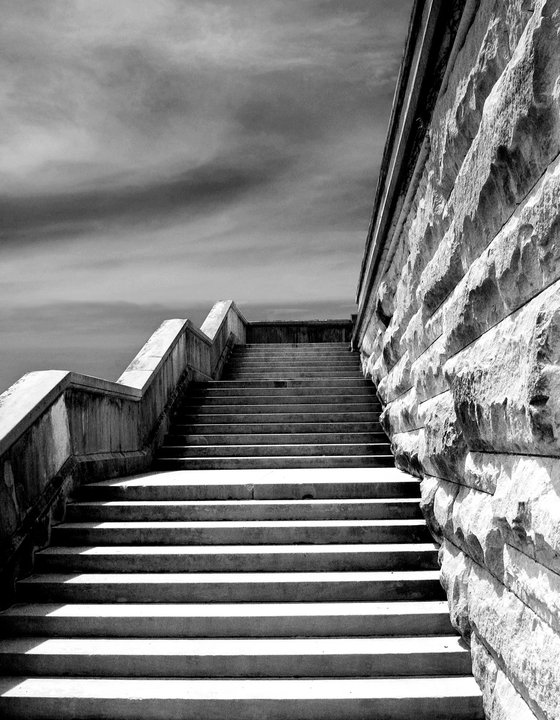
[35,543,438,573]
[178,402,380,415]
[159,443,391,458]
[184,394,378,406]
[17,570,444,603]
[192,386,376,398]
[0,635,471,678]
[165,431,387,446]
[65,497,422,522]
[76,468,418,500]
[156,455,394,470]
[50,519,429,545]
[172,421,383,434]
[199,378,371,388]
[0,601,453,638]
[0,675,484,720]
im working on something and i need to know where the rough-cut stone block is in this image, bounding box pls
[469,562,560,720]
[390,429,423,478]
[489,454,560,575]
[377,351,412,404]
[410,335,447,404]
[445,279,560,455]
[418,392,467,481]
[471,634,539,720]
[439,539,473,639]
[380,389,419,436]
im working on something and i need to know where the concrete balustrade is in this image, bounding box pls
[0,300,247,604]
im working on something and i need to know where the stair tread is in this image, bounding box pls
[0,635,467,656]
[39,543,436,556]
[68,498,420,508]
[0,675,483,699]
[1,600,449,619]
[81,467,413,488]
[55,519,426,529]
[161,443,388,449]
[20,570,440,583]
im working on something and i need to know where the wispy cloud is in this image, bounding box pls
[0,0,412,390]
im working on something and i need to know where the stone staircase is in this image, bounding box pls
[157,342,394,470]
[0,342,483,718]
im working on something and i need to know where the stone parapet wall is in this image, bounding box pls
[355,1,560,718]
[0,300,247,605]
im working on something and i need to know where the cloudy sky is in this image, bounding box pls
[1,0,412,391]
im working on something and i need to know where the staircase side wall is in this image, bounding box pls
[355,1,560,718]
[246,320,353,344]
[0,300,247,604]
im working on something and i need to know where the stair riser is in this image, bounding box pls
[77,480,420,501]
[200,379,370,388]
[155,456,394,470]
[66,501,420,522]
[0,694,485,720]
[228,352,362,370]
[223,374,363,379]
[165,433,387,446]
[0,612,454,638]
[159,444,390,458]
[184,396,378,406]
[175,413,381,424]
[193,387,375,398]
[0,651,472,679]
[172,423,383,434]
[227,358,361,368]
[51,525,430,546]
[17,578,445,604]
[36,550,438,573]
[180,405,379,415]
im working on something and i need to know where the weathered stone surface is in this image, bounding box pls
[439,539,472,639]
[469,562,560,720]
[380,388,419,436]
[418,392,467,482]
[357,2,560,716]
[390,429,423,478]
[471,634,539,720]
[445,280,560,456]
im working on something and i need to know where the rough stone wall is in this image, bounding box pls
[359,1,560,717]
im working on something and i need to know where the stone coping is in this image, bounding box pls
[0,300,246,460]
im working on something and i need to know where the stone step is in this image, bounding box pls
[179,408,382,420]
[227,362,361,370]
[192,386,376,398]
[172,421,383,434]
[232,344,352,351]
[155,455,394,470]
[183,394,379,407]
[0,635,471,679]
[241,343,350,348]
[66,498,421,522]
[0,600,454,638]
[165,431,387,446]
[0,676,484,719]
[76,468,418,500]
[223,372,362,379]
[36,543,437,573]
[159,443,391,459]
[174,411,381,424]
[230,356,359,364]
[234,349,351,355]
[199,379,370,388]
[50,519,429,546]
[17,570,444,603]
